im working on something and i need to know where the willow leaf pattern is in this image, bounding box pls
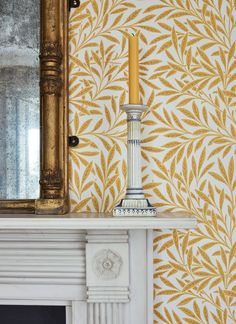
[69,0,236,322]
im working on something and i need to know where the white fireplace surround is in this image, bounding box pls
[0,213,196,324]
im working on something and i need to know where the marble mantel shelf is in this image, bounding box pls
[0,212,197,230]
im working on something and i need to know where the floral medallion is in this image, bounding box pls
[92,249,123,280]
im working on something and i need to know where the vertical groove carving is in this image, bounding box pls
[87,303,124,324]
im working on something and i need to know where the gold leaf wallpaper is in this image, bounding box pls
[69,0,236,322]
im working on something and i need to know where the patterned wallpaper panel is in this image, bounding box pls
[69,0,236,322]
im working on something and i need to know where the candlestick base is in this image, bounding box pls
[113,198,157,217]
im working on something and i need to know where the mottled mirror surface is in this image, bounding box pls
[0,0,40,199]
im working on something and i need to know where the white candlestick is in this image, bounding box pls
[113,104,157,217]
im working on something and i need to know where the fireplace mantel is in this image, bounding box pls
[0,212,197,324]
[0,212,196,229]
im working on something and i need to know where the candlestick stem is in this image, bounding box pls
[113,104,157,217]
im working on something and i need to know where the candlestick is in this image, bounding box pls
[128,33,139,104]
[113,104,157,217]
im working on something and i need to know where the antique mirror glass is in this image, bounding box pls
[0,0,40,199]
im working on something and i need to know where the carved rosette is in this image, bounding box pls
[40,42,62,96]
[92,249,123,280]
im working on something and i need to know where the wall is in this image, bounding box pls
[69,0,236,322]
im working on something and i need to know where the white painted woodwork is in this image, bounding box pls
[0,212,197,229]
[0,230,85,286]
[72,301,87,324]
[128,230,147,324]
[86,231,129,305]
[66,305,72,324]
[0,213,197,323]
[147,230,154,324]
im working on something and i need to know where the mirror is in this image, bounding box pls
[0,0,40,199]
[0,0,69,214]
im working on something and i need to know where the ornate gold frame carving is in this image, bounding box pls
[0,0,68,215]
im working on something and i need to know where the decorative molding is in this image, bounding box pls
[0,230,86,286]
[41,77,62,96]
[113,205,157,217]
[0,212,197,229]
[86,230,129,243]
[86,231,129,304]
[87,288,129,303]
[92,249,123,280]
[0,229,86,301]
[87,303,125,324]
[0,200,35,214]
[86,243,129,288]
[40,41,62,96]
[127,112,141,121]
[35,198,68,215]
[38,0,68,211]
[0,219,197,323]
[41,41,62,58]
[40,169,62,194]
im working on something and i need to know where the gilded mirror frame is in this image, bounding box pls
[0,0,69,214]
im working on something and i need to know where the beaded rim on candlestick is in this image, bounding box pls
[112,104,157,217]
